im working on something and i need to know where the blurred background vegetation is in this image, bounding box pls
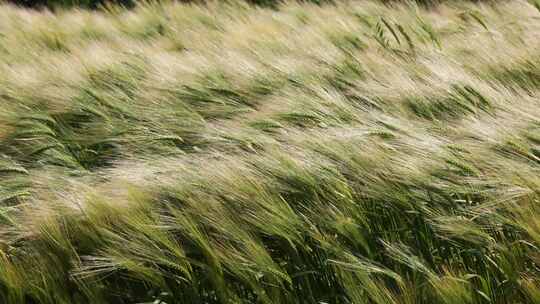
[1,0,487,9]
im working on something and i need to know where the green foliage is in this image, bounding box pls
[405,84,492,120]
[0,0,539,303]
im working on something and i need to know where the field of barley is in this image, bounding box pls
[1,0,540,303]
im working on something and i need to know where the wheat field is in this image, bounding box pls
[1,0,540,303]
